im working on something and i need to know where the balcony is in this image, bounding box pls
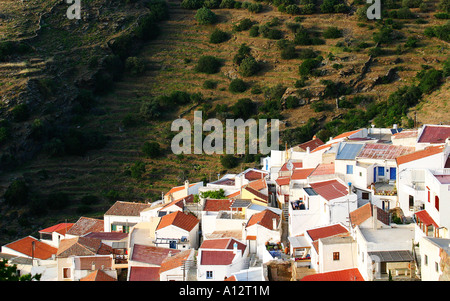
[369,182,397,196]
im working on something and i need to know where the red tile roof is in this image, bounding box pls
[414,210,439,228]
[280,161,303,171]
[74,255,113,270]
[418,125,450,144]
[66,217,104,236]
[297,138,324,151]
[358,143,415,160]
[104,201,152,216]
[244,170,267,181]
[301,268,364,281]
[156,211,199,232]
[129,266,160,281]
[306,224,349,241]
[246,209,280,230]
[311,142,338,153]
[200,238,246,254]
[243,186,268,203]
[131,244,181,265]
[333,129,362,140]
[396,145,445,165]
[80,270,117,281]
[203,199,233,212]
[39,223,74,235]
[392,130,418,139]
[160,250,192,273]
[309,180,348,201]
[4,236,58,260]
[309,163,335,176]
[349,203,390,228]
[56,237,110,258]
[275,176,290,186]
[200,250,236,265]
[247,178,267,191]
[83,232,128,241]
[291,168,315,180]
[165,183,198,196]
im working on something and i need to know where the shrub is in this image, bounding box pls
[311,100,333,112]
[323,26,343,39]
[416,68,443,93]
[142,141,162,158]
[12,104,29,122]
[181,0,204,9]
[195,56,222,74]
[203,79,218,89]
[301,3,316,14]
[424,21,450,42]
[204,0,221,8]
[439,0,450,12]
[231,98,256,119]
[245,2,263,12]
[234,18,255,31]
[221,154,239,169]
[209,29,230,44]
[281,45,297,59]
[285,96,300,109]
[239,56,260,77]
[249,25,260,37]
[299,57,322,76]
[229,78,248,93]
[220,0,236,8]
[435,12,450,19]
[4,180,29,207]
[195,7,217,25]
[130,161,146,179]
[286,4,301,14]
[125,57,146,75]
[134,13,160,41]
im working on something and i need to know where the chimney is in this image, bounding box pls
[91,261,96,270]
[348,182,352,195]
[372,204,378,230]
[306,147,310,154]
[233,242,238,254]
[273,218,277,230]
[185,180,190,195]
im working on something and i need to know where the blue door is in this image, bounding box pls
[390,167,396,180]
[373,167,377,182]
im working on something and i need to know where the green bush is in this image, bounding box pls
[220,0,236,8]
[281,45,297,59]
[204,0,221,8]
[285,96,300,109]
[203,79,218,89]
[130,161,146,179]
[221,154,239,169]
[181,0,204,9]
[416,68,443,93]
[195,56,222,74]
[12,104,29,122]
[142,141,162,158]
[233,18,255,31]
[4,180,29,207]
[229,78,248,93]
[323,26,343,39]
[239,56,260,77]
[249,25,260,37]
[231,98,256,119]
[125,57,146,75]
[424,21,450,42]
[209,29,230,44]
[299,57,322,76]
[195,7,217,25]
[286,4,301,14]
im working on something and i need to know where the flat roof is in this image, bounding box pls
[368,250,414,262]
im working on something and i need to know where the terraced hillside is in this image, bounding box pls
[0,0,448,245]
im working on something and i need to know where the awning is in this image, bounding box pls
[368,250,414,262]
[288,236,310,249]
[414,210,439,228]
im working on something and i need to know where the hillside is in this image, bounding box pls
[0,0,448,245]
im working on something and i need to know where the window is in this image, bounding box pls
[63,268,71,279]
[333,252,340,261]
[362,192,369,200]
[435,195,440,211]
[409,195,414,209]
[206,271,213,279]
[346,165,353,174]
[377,167,385,176]
[435,262,439,273]
[424,255,428,266]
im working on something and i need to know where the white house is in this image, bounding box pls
[154,211,200,250]
[104,201,152,233]
[419,236,450,281]
[164,180,203,203]
[243,209,282,259]
[38,223,75,248]
[197,238,248,281]
[288,179,357,236]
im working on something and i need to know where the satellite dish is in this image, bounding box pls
[287,161,293,171]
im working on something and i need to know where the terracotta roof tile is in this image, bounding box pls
[246,209,280,230]
[291,168,315,180]
[333,129,363,140]
[309,180,348,201]
[39,223,74,235]
[247,178,267,191]
[200,250,236,265]
[396,145,445,165]
[160,250,192,273]
[244,170,267,181]
[200,238,246,254]
[80,270,117,281]
[83,232,128,241]
[275,176,290,186]
[3,236,57,260]
[66,217,104,236]
[244,186,268,203]
[131,244,180,265]
[129,266,160,281]
[306,224,349,241]
[309,163,335,176]
[203,199,233,212]
[56,237,110,258]
[349,203,389,228]
[297,138,324,151]
[74,255,113,270]
[104,201,152,216]
[156,211,199,232]
[301,268,364,281]
[418,125,450,144]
